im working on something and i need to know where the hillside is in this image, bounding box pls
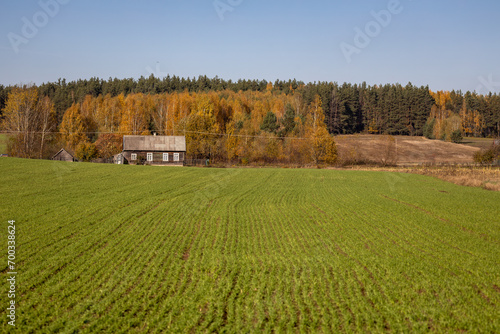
[336,135,481,165]
[1,158,499,332]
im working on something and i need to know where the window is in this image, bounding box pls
[147,153,153,162]
[131,153,137,161]
[163,153,169,162]
[173,153,180,162]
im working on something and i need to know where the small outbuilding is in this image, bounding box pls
[121,135,186,166]
[52,148,76,162]
[113,153,128,165]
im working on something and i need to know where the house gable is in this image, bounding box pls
[52,148,75,162]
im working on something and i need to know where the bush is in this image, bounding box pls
[75,142,98,162]
[473,142,500,164]
[450,130,463,144]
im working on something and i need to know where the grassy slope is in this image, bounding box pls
[1,158,499,333]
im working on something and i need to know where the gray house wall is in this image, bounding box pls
[122,135,186,166]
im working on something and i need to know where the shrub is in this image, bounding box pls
[474,142,500,164]
[75,142,98,162]
[450,130,463,144]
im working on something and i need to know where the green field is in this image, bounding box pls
[1,158,499,333]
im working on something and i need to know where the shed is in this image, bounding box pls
[113,153,128,165]
[121,135,186,166]
[52,148,76,162]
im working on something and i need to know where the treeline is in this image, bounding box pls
[1,76,498,137]
[1,87,337,165]
[425,90,500,140]
[38,76,304,120]
[1,75,500,163]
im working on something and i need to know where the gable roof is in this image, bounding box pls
[52,148,75,160]
[123,135,186,152]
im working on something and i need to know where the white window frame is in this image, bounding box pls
[147,153,153,162]
[131,153,137,161]
[163,153,169,162]
[173,153,180,162]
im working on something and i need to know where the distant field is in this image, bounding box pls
[461,137,495,150]
[335,135,480,165]
[0,134,7,154]
[1,158,499,332]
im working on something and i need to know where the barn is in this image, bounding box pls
[121,135,186,166]
[52,148,76,162]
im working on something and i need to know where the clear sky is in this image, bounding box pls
[1,0,499,93]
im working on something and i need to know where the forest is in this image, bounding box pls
[1,75,499,164]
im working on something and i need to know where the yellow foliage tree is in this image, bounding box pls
[306,95,337,165]
[119,94,151,135]
[59,103,88,152]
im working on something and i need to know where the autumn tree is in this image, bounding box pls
[119,94,151,135]
[152,94,170,135]
[1,86,56,158]
[96,93,124,133]
[59,103,88,152]
[311,127,337,165]
[95,133,123,159]
[80,95,99,141]
[184,94,218,159]
[307,95,337,165]
[36,96,57,158]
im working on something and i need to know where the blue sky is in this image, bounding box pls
[1,0,499,93]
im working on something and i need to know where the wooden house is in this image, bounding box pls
[52,148,76,162]
[121,135,186,166]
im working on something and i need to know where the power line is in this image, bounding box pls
[0,130,311,140]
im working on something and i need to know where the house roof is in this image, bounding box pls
[123,135,186,152]
[52,148,74,159]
